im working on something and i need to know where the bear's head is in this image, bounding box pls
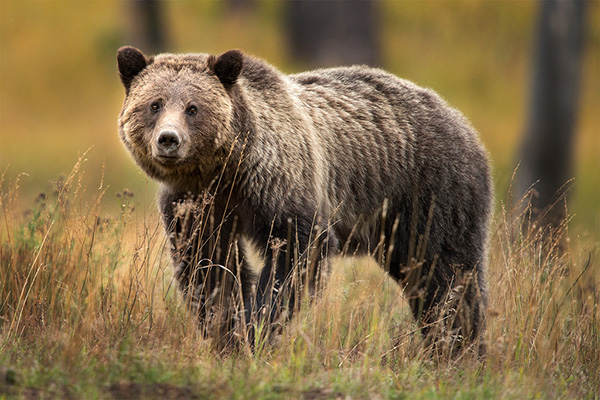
[117,46,243,187]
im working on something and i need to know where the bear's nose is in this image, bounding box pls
[156,130,181,154]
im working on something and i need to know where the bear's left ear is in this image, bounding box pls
[212,50,243,86]
[117,46,150,94]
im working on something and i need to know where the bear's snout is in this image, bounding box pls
[155,130,182,157]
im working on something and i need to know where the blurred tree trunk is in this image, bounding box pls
[127,0,167,54]
[285,0,380,67]
[226,0,256,13]
[517,0,586,231]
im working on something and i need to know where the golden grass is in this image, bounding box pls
[0,159,597,398]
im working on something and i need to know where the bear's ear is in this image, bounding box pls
[117,46,150,94]
[212,50,243,86]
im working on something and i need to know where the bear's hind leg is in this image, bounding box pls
[388,248,486,355]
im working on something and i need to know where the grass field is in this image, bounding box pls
[0,153,598,399]
[1,1,599,399]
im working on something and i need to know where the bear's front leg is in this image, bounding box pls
[160,189,254,339]
[248,214,338,336]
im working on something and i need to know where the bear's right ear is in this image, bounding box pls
[117,46,150,94]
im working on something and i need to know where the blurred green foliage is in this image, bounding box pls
[0,0,598,232]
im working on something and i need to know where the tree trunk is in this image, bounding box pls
[285,0,380,68]
[517,0,586,230]
[127,0,167,54]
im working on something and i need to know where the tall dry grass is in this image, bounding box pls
[0,159,598,398]
[1,158,201,359]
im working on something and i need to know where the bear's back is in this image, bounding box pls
[286,66,490,247]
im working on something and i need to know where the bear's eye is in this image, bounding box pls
[150,102,161,112]
[187,105,198,115]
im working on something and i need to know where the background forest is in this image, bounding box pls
[0,0,598,231]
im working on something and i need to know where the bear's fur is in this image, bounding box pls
[117,46,493,350]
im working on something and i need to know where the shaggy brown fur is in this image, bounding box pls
[117,46,493,349]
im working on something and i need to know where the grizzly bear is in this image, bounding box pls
[117,46,493,350]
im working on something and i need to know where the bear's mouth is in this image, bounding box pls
[154,155,181,167]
